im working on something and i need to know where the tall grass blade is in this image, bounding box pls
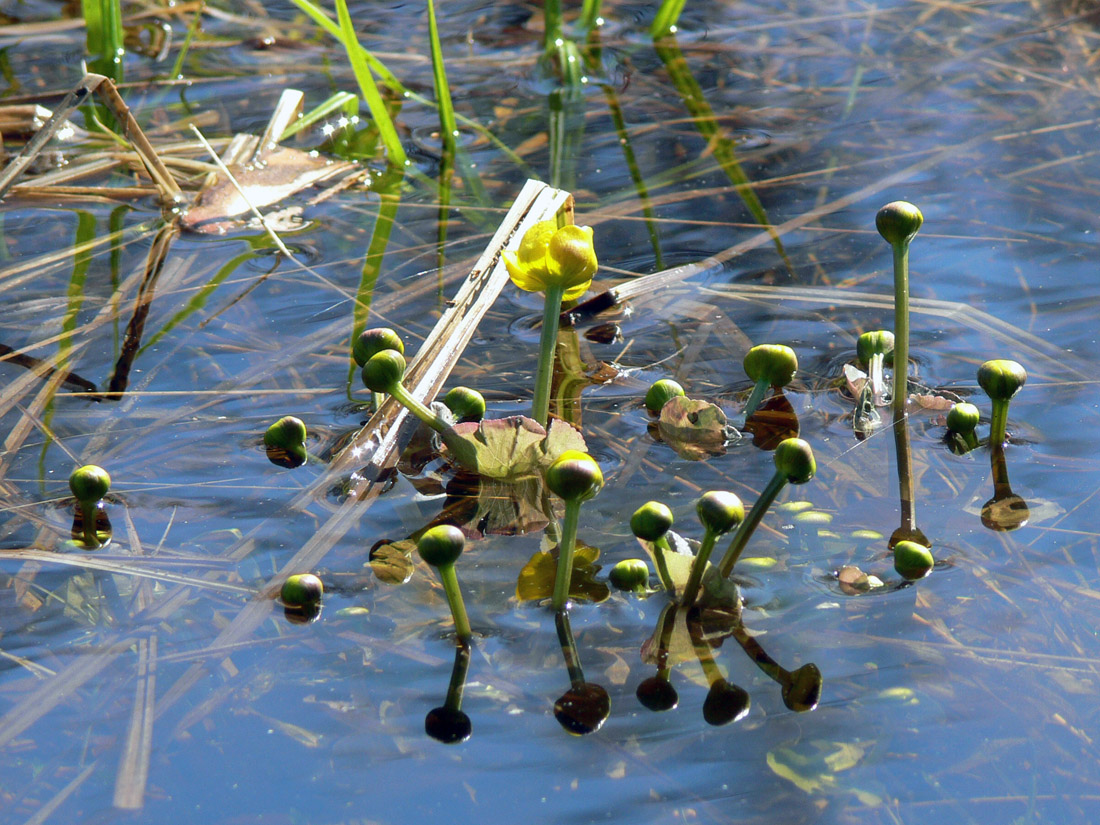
[650,0,687,39]
[82,0,123,81]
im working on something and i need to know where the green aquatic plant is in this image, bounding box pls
[263,415,315,468]
[280,572,324,607]
[946,401,981,453]
[545,450,604,610]
[717,438,816,578]
[417,525,473,643]
[893,540,934,581]
[742,344,798,420]
[977,359,1027,447]
[352,326,403,368]
[608,558,650,593]
[630,500,677,592]
[442,386,486,424]
[69,464,111,549]
[425,643,473,745]
[645,378,685,416]
[875,201,922,416]
[680,491,745,608]
[502,220,598,427]
[857,329,894,408]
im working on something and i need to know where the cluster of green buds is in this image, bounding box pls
[544,450,604,610]
[69,464,111,549]
[742,344,798,420]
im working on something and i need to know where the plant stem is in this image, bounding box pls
[444,642,471,711]
[551,498,581,610]
[389,383,444,432]
[554,609,585,689]
[892,405,917,538]
[79,500,99,548]
[438,564,472,642]
[717,471,787,578]
[532,283,565,427]
[891,241,910,418]
[680,530,718,608]
[742,378,769,419]
[651,537,676,592]
[988,399,1009,447]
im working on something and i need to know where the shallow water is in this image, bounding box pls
[2,1,1100,823]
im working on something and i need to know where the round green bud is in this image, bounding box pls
[875,201,923,247]
[443,386,486,423]
[630,501,673,541]
[856,330,895,367]
[743,344,798,389]
[609,558,650,591]
[69,465,111,503]
[774,438,816,484]
[264,415,307,452]
[417,524,465,568]
[281,573,324,607]
[636,675,678,712]
[352,327,404,368]
[977,359,1027,402]
[544,450,603,502]
[893,540,934,581]
[696,491,744,535]
[644,379,685,415]
[946,402,980,434]
[361,349,407,393]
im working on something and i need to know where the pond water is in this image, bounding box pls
[2,0,1100,823]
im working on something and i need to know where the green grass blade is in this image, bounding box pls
[650,0,687,39]
[427,0,457,156]
[333,0,408,167]
[279,92,359,141]
[288,0,405,94]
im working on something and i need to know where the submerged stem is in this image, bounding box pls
[532,283,565,427]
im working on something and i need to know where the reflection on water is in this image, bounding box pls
[2,0,1100,823]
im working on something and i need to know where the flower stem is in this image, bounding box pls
[79,501,99,548]
[438,564,472,642]
[651,536,676,592]
[552,498,582,611]
[389,383,446,433]
[743,378,769,419]
[532,283,565,427]
[680,530,719,608]
[892,242,910,418]
[717,471,787,578]
[988,399,1009,447]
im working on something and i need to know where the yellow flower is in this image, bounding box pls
[502,221,598,301]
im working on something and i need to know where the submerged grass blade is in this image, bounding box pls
[650,0,686,39]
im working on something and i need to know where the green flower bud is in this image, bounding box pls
[264,416,307,453]
[630,501,673,541]
[696,491,745,535]
[946,402,980,434]
[608,558,650,591]
[774,438,816,484]
[856,330,895,367]
[875,201,923,247]
[977,360,1027,402]
[743,344,798,389]
[281,573,324,607]
[644,379,685,415]
[352,327,404,368]
[361,349,407,393]
[417,524,465,568]
[69,464,111,504]
[443,386,486,423]
[893,540,934,581]
[544,450,603,502]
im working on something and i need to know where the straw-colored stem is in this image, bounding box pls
[532,283,565,427]
[891,242,910,417]
[718,471,787,578]
[551,498,582,610]
[680,530,719,608]
[438,564,472,642]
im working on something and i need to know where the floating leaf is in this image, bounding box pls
[657,396,733,459]
[369,539,415,585]
[444,416,587,480]
[515,542,609,603]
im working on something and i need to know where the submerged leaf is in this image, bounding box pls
[515,542,609,603]
[369,539,416,585]
[445,416,586,480]
[640,532,741,611]
[656,397,732,459]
